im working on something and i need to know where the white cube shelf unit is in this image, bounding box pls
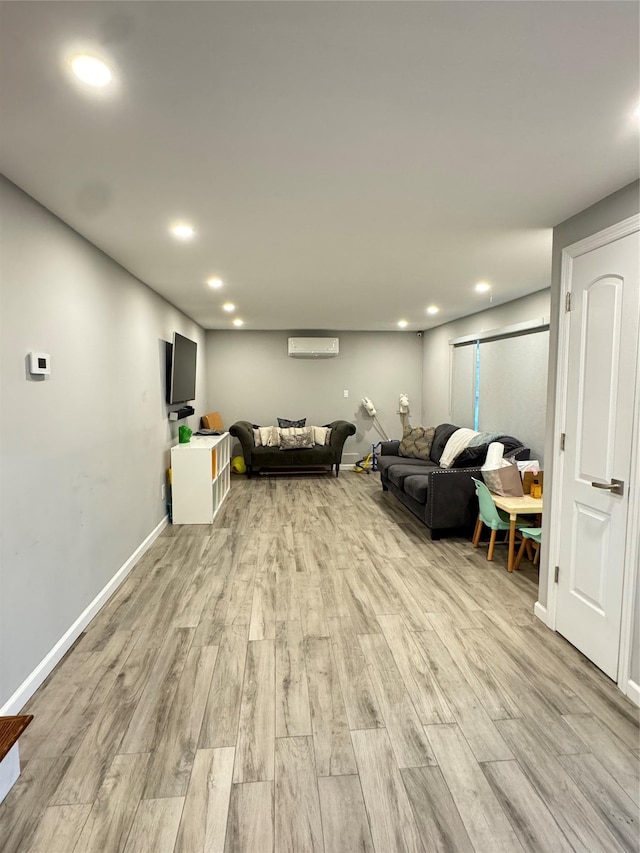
[170,433,231,524]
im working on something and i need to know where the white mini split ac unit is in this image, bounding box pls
[287,337,339,358]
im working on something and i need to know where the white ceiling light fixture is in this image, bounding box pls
[397,320,408,328]
[232,318,244,327]
[426,305,439,315]
[475,281,491,293]
[222,302,235,312]
[171,224,195,240]
[207,277,223,289]
[70,54,112,87]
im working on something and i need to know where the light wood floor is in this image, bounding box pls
[2,473,639,852]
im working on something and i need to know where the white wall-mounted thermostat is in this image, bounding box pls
[29,352,51,375]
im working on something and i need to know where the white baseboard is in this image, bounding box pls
[0,515,169,717]
[533,601,548,625]
[625,679,640,708]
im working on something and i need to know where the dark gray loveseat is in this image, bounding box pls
[379,423,529,539]
[230,420,356,477]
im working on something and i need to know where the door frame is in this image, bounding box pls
[544,213,640,703]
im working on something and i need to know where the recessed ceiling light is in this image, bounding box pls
[398,320,408,328]
[71,55,112,87]
[171,224,195,240]
[475,281,491,293]
[223,302,235,312]
[207,277,223,289]
[233,318,244,327]
[426,305,439,315]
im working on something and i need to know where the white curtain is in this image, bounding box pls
[477,330,549,460]
[451,342,477,429]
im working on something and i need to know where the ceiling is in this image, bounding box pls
[1,2,638,331]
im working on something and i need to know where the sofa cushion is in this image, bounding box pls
[403,474,429,504]
[388,463,436,488]
[430,424,459,464]
[252,445,334,467]
[398,426,435,460]
[378,455,432,476]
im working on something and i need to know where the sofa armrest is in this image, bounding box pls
[427,451,528,530]
[426,466,482,531]
[229,421,255,465]
[325,420,356,454]
[380,440,401,456]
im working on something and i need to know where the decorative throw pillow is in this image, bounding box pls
[258,425,280,447]
[278,417,306,428]
[280,427,314,450]
[253,428,262,447]
[398,426,436,460]
[279,426,304,437]
[312,425,332,446]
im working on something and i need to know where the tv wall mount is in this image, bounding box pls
[168,406,195,422]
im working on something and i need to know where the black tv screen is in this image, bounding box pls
[169,332,197,403]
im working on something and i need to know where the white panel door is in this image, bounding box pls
[556,231,639,679]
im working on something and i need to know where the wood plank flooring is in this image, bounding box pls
[1,473,639,852]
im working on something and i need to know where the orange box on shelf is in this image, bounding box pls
[211,448,217,479]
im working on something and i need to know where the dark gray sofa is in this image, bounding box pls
[379,423,529,539]
[229,420,356,477]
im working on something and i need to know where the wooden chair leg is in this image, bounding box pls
[514,536,528,570]
[533,543,540,565]
[472,517,483,547]
[487,529,497,561]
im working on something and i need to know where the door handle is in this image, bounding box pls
[591,478,624,497]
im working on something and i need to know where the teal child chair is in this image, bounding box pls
[514,527,543,570]
[471,477,531,561]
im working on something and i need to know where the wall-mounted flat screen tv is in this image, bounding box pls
[168,332,197,404]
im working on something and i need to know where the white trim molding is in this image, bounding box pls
[626,680,640,708]
[0,515,169,717]
[533,601,548,624]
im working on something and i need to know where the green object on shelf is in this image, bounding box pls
[178,425,192,444]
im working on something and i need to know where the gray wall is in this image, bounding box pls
[539,180,639,617]
[421,289,551,453]
[0,177,207,708]
[205,330,423,462]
